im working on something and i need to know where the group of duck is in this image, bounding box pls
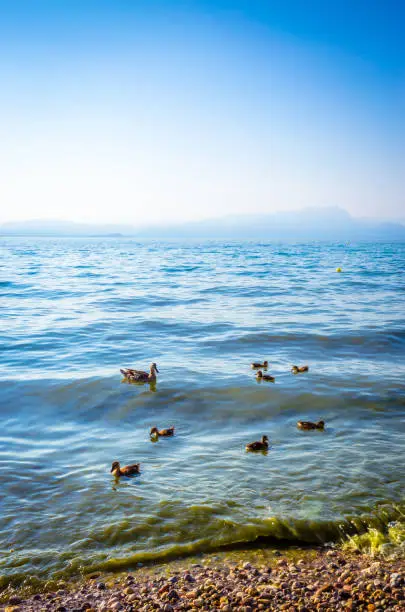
[111,424,175,477]
[118,361,311,385]
[252,360,309,382]
[249,361,324,450]
[113,360,325,477]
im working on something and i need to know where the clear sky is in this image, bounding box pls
[0,0,403,225]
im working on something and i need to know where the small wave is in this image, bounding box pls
[97,295,207,310]
[161,265,203,273]
[200,328,405,352]
[76,271,103,278]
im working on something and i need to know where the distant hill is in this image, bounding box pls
[134,207,405,240]
[1,207,405,240]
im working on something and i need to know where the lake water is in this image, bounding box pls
[0,238,404,587]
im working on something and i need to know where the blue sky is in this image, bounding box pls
[0,0,403,225]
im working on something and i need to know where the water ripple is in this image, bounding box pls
[0,237,404,583]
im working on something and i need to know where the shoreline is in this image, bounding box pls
[1,546,403,611]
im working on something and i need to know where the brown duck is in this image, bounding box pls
[291,365,309,374]
[120,363,159,382]
[246,435,269,452]
[256,370,275,382]
[150,426,175,438]
[110,461,141,477]
[297,420,324,430]
[251,360,268,369]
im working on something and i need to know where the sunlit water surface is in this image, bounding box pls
[0,238,404,585]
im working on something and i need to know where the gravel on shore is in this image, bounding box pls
[1,548,404,611]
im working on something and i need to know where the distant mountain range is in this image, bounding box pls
[1,207,405,240]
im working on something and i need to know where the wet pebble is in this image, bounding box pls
[10,549,405,612]
[7,597,22,605]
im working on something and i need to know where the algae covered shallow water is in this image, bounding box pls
[0,238,404,586]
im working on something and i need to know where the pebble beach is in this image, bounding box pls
[2,548,403,611]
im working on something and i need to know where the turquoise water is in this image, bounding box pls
[0,238,404,585]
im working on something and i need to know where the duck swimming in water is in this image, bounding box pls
[246,435,269,452]
[291,365,309,374]
[110,461,140,477]
[256,370,275,382]
[120,363,159,382]
[251,360,268,369]
[297,420,324,430]
[150,426,175,438]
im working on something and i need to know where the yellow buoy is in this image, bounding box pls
[336,267,342,273]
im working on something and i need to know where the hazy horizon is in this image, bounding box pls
[1,204,405,229]
[0,1,404,225]
[2,205,405,242]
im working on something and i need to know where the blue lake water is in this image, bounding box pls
[0,237,404,586]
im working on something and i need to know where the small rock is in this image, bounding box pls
[8,598,22,605]
[315,584,333,597]
[390,572,402,587]
[194,598,204,608]
[96,582,106,590]
[124,586,134,595]
[128,594,139,602]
